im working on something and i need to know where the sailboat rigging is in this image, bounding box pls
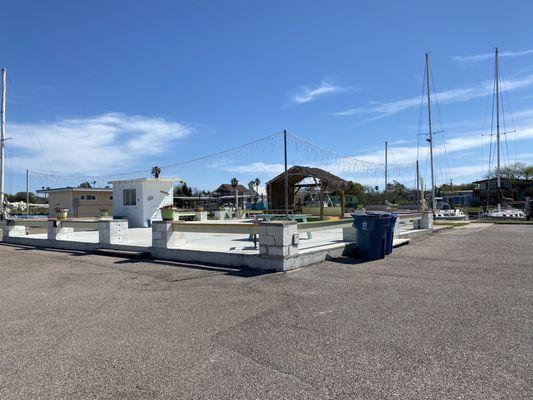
[483,48,526,219]
[419,53,467,220]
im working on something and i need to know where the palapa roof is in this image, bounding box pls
[214,184,256,196]
[266,166,350,191]
[266,166,350,210]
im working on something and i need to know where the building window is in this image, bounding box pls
[123,189,136,206]
[81,194,96,201]
[109,195,113,200]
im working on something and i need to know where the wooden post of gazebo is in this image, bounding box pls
[340,190,345,218]
[319,187,325,220]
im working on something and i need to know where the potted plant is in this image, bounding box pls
[99,208,109,217]
[54,205,68,220]
[160,204,178,221]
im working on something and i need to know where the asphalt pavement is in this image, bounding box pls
[0,224,531,399]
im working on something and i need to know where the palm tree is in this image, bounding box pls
[151,166,161,179]
[254,177,260,204]
[248,180,255,191]
[230,178,239,216]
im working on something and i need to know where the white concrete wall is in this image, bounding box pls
[142,180,174,225]
[111,181,144,227]
[112,180,174,228]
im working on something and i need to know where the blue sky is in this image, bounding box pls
[2,0,533,193]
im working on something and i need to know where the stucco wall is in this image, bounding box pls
[48,192,74,217]
[112,180,174,228]
[48,190,112,218]
[141,181,174,224]
[112,181,145,227]
[72,190,113,217]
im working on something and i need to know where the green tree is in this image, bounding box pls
[8,192,37,203]
[523,165,533,181]
[174,182,192,196]
[78,181,92,188]
[386,181,409,204]
[347,181,365,197]
[486,162,529,181]
[151,166,161,179]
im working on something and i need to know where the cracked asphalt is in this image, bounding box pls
[0,224,531,399]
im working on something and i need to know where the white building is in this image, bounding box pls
[109,178,180,228]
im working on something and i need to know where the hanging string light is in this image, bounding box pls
[27,130,418,190]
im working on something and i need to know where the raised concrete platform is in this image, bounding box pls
[1,216,430,272]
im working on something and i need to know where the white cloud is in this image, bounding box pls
[289,80,348,105]
[452,49,533,63]
[334,74,533,121]
[9,112,192,175]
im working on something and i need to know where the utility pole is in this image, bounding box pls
[384,141,388,204]
[495,47,501,212]
[425,53,436,211]
[283,129,289,219]
[0,67,6,217]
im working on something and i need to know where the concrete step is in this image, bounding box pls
[94,248,152,259]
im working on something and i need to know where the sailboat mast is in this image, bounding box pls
[495,48,501,210]
[425,53,436,211]
[0,67,6,215]
[384,141,388,203]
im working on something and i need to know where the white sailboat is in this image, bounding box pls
[419,53,468,221]
[483,48,525,220]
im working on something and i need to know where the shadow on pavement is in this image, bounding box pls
[113,257,273,278]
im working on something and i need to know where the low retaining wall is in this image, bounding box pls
[1,214,432,272]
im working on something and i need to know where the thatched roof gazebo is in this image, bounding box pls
[266,166,351,219]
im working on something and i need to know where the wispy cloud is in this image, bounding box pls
[452,49,533,63]
[288,80,349,105]
[10,112,192,175]
[334,74,533,121]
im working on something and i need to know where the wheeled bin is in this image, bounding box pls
[385,212,398,255]
[352,213,392,260]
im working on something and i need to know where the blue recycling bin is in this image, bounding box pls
[352,213,392,260]
[385,213,398,255]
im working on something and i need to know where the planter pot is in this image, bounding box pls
[161,209,176,221]
[56,211,68,220]
[100,211,109,217]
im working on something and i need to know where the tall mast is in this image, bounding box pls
[0,67,6,215]
[416,160,421,212]
[283,129,288,219]
[425,53,436,211]
[384,141,388,204]
[495,48,501,212]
